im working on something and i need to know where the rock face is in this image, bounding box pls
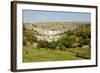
[24,22,80,42]
[35,29,62,41]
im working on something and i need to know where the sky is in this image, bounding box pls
[22,10,91,23]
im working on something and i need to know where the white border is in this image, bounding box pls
[17,3,96,69]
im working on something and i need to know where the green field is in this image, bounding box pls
[23,47,90,62]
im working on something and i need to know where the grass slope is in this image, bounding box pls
[23,48,83,62]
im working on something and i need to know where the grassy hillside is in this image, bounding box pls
[23,48,84,62]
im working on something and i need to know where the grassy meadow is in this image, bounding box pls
[23,47,90,62]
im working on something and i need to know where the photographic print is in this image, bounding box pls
[11,1,98,72]
[23,10,91,62]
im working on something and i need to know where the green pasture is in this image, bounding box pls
[23,47,90,62]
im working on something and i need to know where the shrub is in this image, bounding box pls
[57,35,77,48]
[48,41,57,50]
[37,40,49,48]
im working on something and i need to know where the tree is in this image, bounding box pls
[23,25,38,46]
[57,35,77,48]
[37,40,49,48]
[48,41,57,50]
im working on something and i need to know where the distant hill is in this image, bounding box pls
[23,22,90,31]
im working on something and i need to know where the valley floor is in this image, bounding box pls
[23,47,90,62]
